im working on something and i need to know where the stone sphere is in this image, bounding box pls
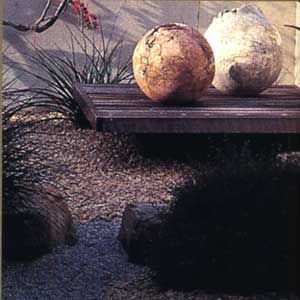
[204,4,282,96]
[132,23,215,103]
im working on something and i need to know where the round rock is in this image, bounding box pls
[133,23,215,103]
[204,4,282,96]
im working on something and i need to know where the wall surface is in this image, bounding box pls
[296,1,300,85]
[3,0,297,87]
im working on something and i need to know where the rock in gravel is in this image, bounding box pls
[205,4,282,96]
[3,186,77,261]
[118,203,168,265]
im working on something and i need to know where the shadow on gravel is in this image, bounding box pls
[2,218,146,300]
[134,133,299,161]
[148,151,300,295]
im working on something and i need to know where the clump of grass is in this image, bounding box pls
[149,148,299,293]
[3,106,49,214]
[3,61,76,261]
[2,63,63,212]
[12,25,134,124]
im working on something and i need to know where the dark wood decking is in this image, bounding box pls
[73,83,300,133]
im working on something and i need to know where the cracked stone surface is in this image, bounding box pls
[205,4,282,96]
[133,23,215,103]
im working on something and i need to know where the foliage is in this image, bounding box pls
[2,66,63,212]
[12,25,133,124]
[149,148,300,293]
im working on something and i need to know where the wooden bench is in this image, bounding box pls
[73,83,300,134]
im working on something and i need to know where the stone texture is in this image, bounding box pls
[132,23,215,103]
[118,203,168,265]
[205,4,283,96]
[3,186,77,261]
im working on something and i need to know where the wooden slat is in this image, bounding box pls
[98,118,300,133]
[83,83,300,93]
[72,83,98,129]
[72,83,300,133]
[85,84,300,98]
[90,98,300,108]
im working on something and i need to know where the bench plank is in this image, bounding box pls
[73,83,300,133]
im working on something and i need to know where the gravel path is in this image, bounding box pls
[4,218,299,300]
[4,115,300,300]
[3,219,146,300]
[16,117,195,222]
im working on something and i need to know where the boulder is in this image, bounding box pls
[205,4,282,96]
[3,186,77,261]
[133,23,215,103]
[118,203,168,265]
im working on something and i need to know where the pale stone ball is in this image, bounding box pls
[132,23,215,103]
[204,4,282,96]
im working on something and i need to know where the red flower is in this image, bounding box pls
[83,14,90,22]
[71,0,80,11]
[70,0,99,30]
[72,4,80,12]
[93,21,100,29]
[89,13,97,20]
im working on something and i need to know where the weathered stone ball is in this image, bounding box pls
[204,4,282,96]
[132,23,215,103]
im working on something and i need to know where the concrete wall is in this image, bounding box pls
[296,1,300,86]
[3,0,298,87]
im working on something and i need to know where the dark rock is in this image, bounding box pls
[3,186,77,261]
[118,203,168,265]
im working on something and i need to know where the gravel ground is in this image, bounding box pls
[4,115,300,300]
[3,219,146,300]
[103,278,300,300]
[16,117,195,222]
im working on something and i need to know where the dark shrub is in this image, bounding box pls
[149,151,300,293]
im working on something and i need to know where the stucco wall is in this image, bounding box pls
[3,0,298,87]
[296,1,300,85]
